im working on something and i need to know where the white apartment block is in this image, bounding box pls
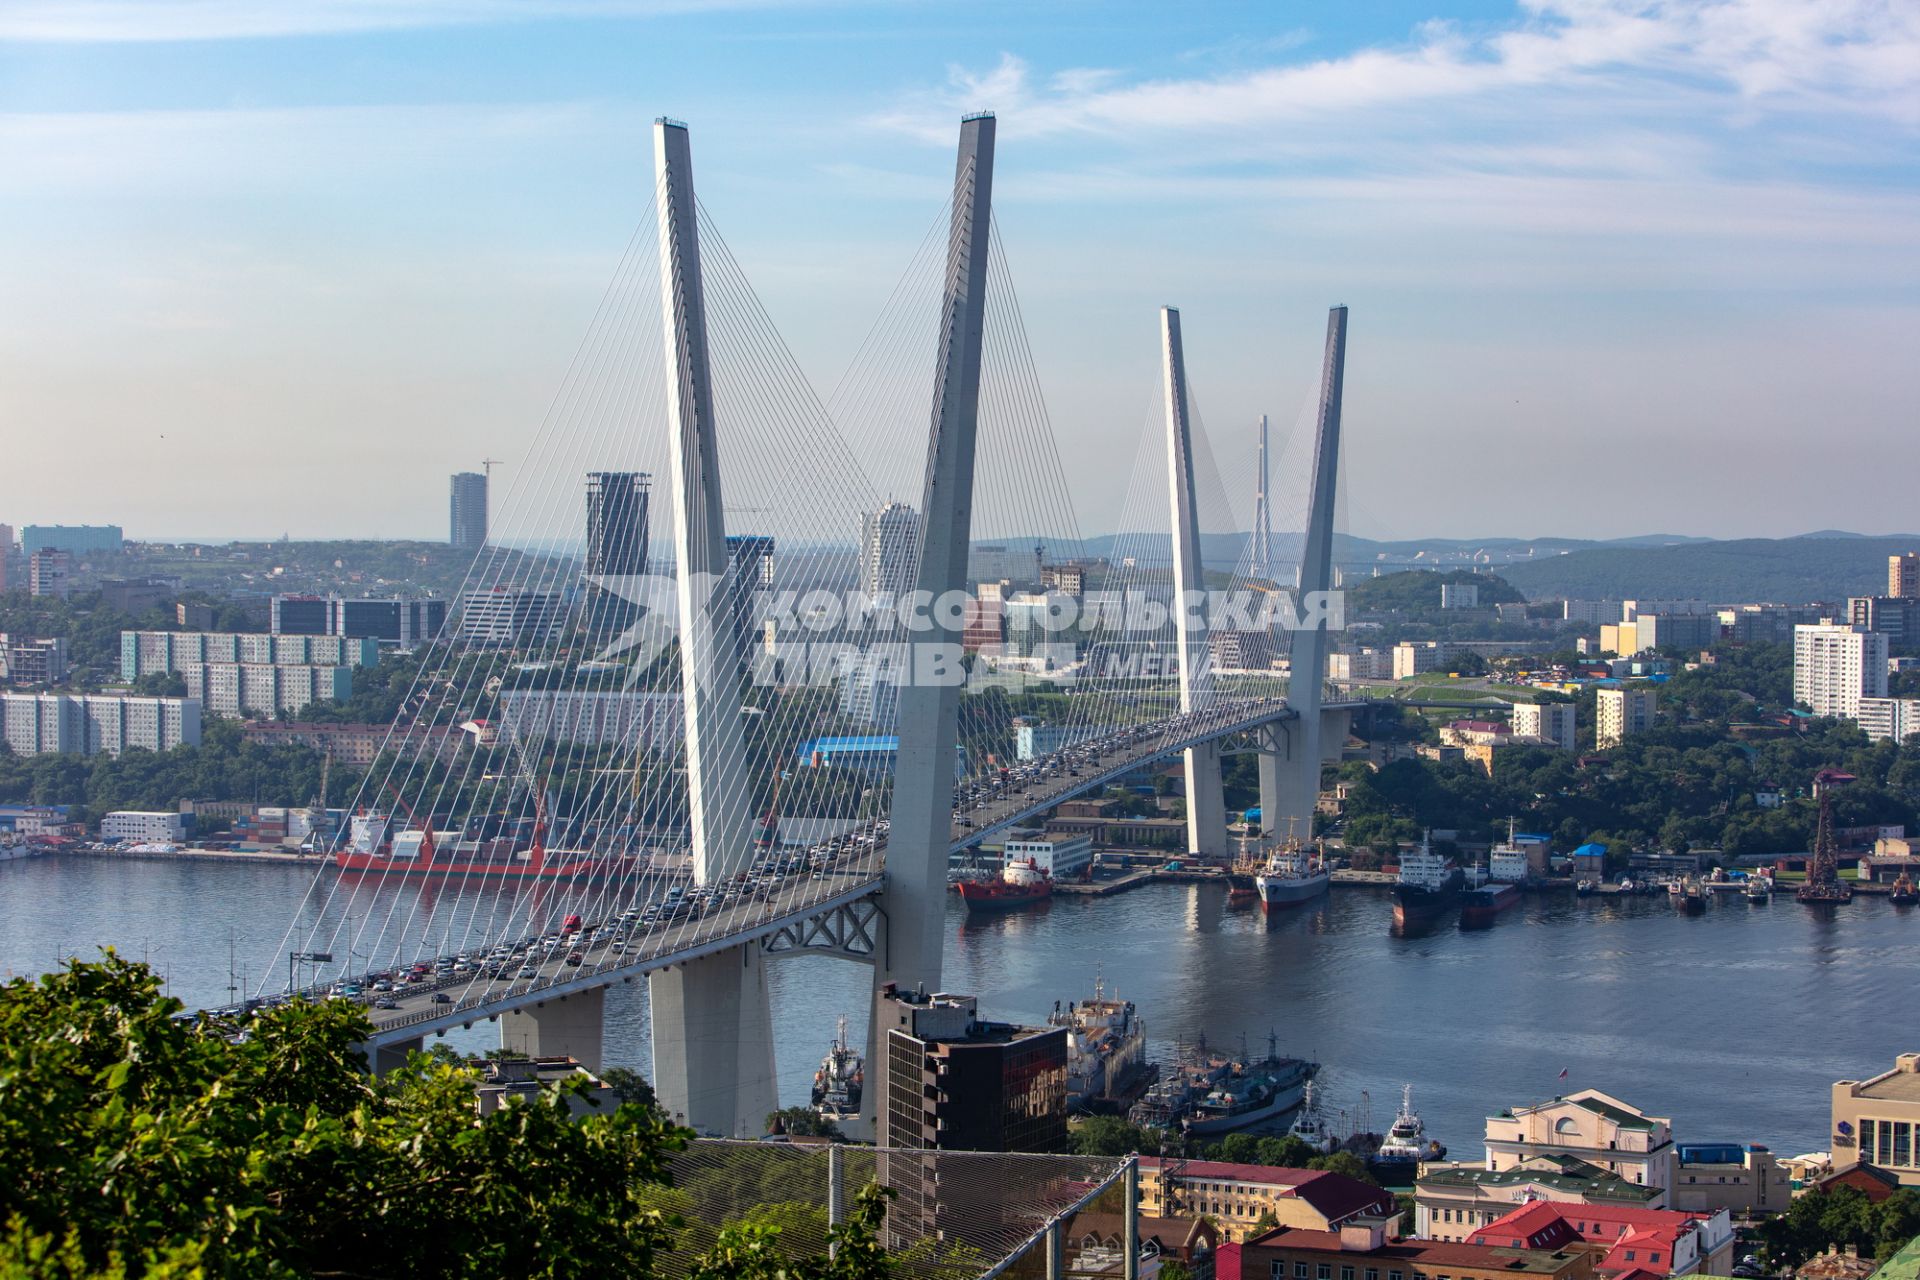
[495,689,684,752]
[1856,698,1920,743]
[1393,641,1447,680]
[180,663,353,719]
[1596,686,1657,749]
[858,501,920,602]
[1562,600,1626,624]
[1794,622,1889,720]
[101,811,187,842]
[0,692,201,757]
[1004,829,1094,879]
[1329,648,1392,680]
[1512,700,1577,751]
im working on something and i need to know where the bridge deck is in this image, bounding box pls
[352,696,1347,1047]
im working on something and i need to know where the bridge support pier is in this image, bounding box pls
[649,942,776,1138]
[366,1036,422,1074]
[1258,706,1349,839]
[501,986,605,1071]
[1182,739,1230,859]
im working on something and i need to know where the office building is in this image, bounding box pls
[1892,554,1920,599]
[20,525,122,557]
[450,471,488,551]
[1848,596,1920,649]
[1002,828,1093,879]
[121,632,379,681]
[270,595,446,647]
[1830,1053,1920,1187]
[100,811,187,843]
[1210,627,1277,670]
[1512,701,1576,752]
[1231,1216,1597,1280]
[29,550,71,599]
[176,602,216,630]
[873,984,1067,1152]
[0,636,70,687]
[1138,1157,1395,1244]
[1013,717,1084,761]
[1442,581,1481,609]
[1562,600,1626,625]
[98,578,172,614]
[1596,687,1658,749]
[1602,614,1718,656]
[1417,1155,1665,1241]
[1485,1090,1676,1195]
[1723,603,1829,646]
[180,663,352,719]
[0,522,12,592]
[1856,698,1920,743]
[1621,599,1714,620]
[860,501,920,601]
[725,534,775,589]
[457,589,568,647]
[962,584,1005,653]
[585,471,650,577]
[1,692,200,757]
[1794,622,1889,720]
[1669,1144,1791,1216]
[968,541,1041,587]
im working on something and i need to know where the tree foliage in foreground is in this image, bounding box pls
[0,953,893,1279]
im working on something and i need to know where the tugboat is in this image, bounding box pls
[1049,976,1156,1114]
[957,858,1052,913]
[1226,847,1262,908]
[1367,1085,1446,1184]
[1890,873,1918,906]
[1257,836,1331,911]
[810,1016,864,1127]
[1288,1079,1339,1155]
[1392,832,1463,930]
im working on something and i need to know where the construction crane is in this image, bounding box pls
[481,457,502,481]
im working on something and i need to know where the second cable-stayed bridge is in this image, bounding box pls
[267,110,1356,1138]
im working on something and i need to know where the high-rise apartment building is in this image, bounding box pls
[449,471,488,551]
[0,636,70,687]
[1794,622,1889,720]
[1596,686,1658,749]
[20,525,122,557]
[859,501,920,602]
[121,631,379,681]
[457,589,568,647]
[28,550,70,599]
[0,523,12,592]
[1890,553,1920,599]
[1848,596,1920,649]
[1512,700,1576,751]
[585,472,650,577]
[181,664,353,719]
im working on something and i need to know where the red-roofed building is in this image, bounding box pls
[1218,1214,1596,1280]
[1138,1157,1396,1243]
[1467,1201,1734,1277]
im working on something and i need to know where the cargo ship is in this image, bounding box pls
[1392,832,1463,930]
[333,793,603,880]
[957,859,1052,913]
[1256,837,1330,911]
[1458,878,1521,929]
[1049,976,1156,1114]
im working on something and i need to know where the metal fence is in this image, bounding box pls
[650,1139,1140,1279]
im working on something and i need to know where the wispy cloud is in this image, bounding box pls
[0,0,817,43]
[872,1,1920,140]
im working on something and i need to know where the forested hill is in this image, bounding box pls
[1500,535,1920,604]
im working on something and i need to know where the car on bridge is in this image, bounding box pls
[431,993,453,1004]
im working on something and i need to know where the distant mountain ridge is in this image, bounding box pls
[1498,534,1920,604]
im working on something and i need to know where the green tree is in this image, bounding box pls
[766,1107,846,1140]
[1307,1151,1378,1186]
[0,952,895,1279]
[1069,1115,1153,1157]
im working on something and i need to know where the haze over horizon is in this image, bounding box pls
[3,0,1917,544]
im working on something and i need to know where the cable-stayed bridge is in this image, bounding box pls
[266,113,1358,1138]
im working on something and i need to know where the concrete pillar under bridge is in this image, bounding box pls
[649,943,777,1137]
[501,985,606,1072]
[367,1036,423,1074]
[1258,705,1351,840]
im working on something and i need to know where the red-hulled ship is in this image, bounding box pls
[957,859,1052,913]
[334,787,601,879]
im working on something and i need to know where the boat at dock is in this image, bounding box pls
[1746,874,1772,902]
[1891,873,1918,906]
[810,1016,864,1126]
[1257,837,1331,911]
[1128,1033,1315,1135]
[1366,1085,1447,1183]
[1393,832,1462,930]
[1288,1079,1339,1154]
[1670,878,1707,915]
[1459,879,1521,929]
[957,858,1052,913]
[1049,976,1156,1114]
[333,805,605,880]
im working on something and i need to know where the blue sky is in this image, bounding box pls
[2,0,1917,543]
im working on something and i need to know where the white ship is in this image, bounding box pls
[1288,1079,1339,1154]
[1256,837,1331,910]
[809,1016,864,1124]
